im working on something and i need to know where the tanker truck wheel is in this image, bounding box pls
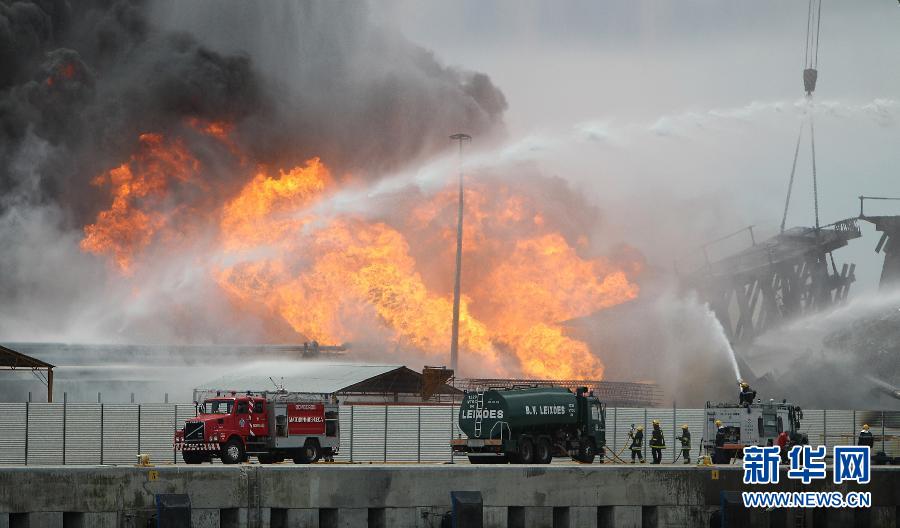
[468,455,507,464]
[515,437,535,464]
[573,439,596,464]
[535,438,552,464]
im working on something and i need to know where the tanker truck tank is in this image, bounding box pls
[452,386,605,465]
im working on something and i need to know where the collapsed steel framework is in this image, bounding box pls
[682,219,861,344]
[859,196,900,290]
[457,378,661,408]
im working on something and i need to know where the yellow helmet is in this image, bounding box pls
[740,381,749,388]
[863,424,870,431]
[682,424,689,429]
[652,419,660,425]
[637,426,644,431]
[715,419,723,426]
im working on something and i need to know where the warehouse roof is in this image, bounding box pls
[198,362,459,395]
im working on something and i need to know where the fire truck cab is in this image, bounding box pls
[174,392,339,465]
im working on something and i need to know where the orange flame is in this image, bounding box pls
[221,158,331,250]
[81,131,641,379]
[80,133,199,272]
[474,235,639,379]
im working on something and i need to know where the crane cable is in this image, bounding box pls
[810,113,819,230]
[807,0,822,230]
[804,0,823,73]
[780,124,803,234]
[783,0,823,233]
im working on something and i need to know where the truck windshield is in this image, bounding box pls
[201,400,233,414]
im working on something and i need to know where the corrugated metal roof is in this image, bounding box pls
[196,361,405,394]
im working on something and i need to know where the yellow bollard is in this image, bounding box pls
[136,454,152,467]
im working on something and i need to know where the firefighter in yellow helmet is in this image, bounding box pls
[629,425,645,463]
[739,381,756,407]
[858,424,874,448]
[713,419,727,464]
[650,419,666,464]
[676,424,691,464]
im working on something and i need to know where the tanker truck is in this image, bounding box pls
[451,386,605,464]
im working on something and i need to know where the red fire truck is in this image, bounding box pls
[174,392,340,464]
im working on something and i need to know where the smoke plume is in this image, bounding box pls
[0,1,645,383]
[0,0,507,345]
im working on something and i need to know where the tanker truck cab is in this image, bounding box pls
[583,393,606,435]
[452,386,606,464]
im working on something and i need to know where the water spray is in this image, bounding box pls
[864,374,900,401]
[725,341,742,384]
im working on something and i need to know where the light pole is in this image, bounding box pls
[449,133,471,374]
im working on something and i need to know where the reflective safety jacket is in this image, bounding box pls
[676,430,691,448]
[630,430,644,451]
[858,430,874,448]
[715,427,726,447]
[650,426,666,449]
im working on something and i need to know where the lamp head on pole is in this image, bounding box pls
[449,133,472,142]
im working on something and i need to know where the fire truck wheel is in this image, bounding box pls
[535,438,552,464]
[294,442,320,464]
[221,438,245,465]
[182,451,205,465]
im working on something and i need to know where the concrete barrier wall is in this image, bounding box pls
[1,465,898,528]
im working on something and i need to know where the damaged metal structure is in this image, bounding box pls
[682,220,860,344]
[859,196,900,290]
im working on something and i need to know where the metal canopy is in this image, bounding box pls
[0,345,54,369]
[0,344,55,402]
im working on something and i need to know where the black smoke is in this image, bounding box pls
[0,0,506,343]
[1,0,264,220]
[0,0,506,222]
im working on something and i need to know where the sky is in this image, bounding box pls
[379,0,900,293]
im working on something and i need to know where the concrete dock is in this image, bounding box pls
[0,464,898,527]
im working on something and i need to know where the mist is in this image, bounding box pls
[741,287,900,409]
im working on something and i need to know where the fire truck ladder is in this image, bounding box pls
[474,389,485,438]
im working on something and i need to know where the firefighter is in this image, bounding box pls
[713,419,726,464]
[650,419,666,464]
[858,424,874,448]
[775,430,789,463]
[676,424,691,464]
[739,381,756,407]
[629,425,645,463]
